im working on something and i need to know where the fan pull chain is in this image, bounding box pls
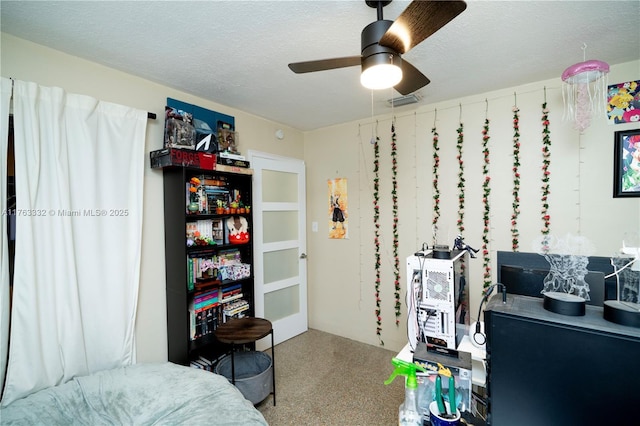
[370,91,375,143]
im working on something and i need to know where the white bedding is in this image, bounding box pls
[0,362,268,425]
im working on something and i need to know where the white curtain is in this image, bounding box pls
[0,78,12,397]
[1,80,147,406]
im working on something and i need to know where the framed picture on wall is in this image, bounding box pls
[613,128,640,197]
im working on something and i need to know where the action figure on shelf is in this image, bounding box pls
[453,234,479,258]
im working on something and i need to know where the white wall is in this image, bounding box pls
[1,33,304,362]
[2,32,639,359]
[304,60,640,352]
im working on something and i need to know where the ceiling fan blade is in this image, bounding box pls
[394,60,430,95]
[288,56,362,73]
[379,0,467,54]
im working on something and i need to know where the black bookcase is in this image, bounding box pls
[161,165,254,365]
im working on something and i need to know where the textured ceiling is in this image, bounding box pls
[1,1,639,131]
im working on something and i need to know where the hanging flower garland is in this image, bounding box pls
[456,122,465,235]
[541,102,552,242]
[511,106,521,251]
[391,123,401,325]
[481,118,492,289]
[373,135,383,344]
[432,125,441,236]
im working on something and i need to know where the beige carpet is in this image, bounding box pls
[256,329,404,425]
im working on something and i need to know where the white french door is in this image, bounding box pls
[248,151,307,349]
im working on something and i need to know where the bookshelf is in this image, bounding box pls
[161,165,254,366]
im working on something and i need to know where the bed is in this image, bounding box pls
[0,362,268,425]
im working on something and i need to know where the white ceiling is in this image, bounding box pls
[1,1,638,131]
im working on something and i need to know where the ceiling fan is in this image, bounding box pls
[288,0,467,95]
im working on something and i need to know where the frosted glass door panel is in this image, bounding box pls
[265,285,300,322]
[263,248,299,284]
[263,211,298,243]
[262,170,297,203]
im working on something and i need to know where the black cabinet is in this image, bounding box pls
[485,294,640,426]
[162,165,254,366]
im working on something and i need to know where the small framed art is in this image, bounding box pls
[613,128,640,197]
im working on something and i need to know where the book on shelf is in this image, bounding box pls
[205,308,216,335]
[194,280,220,292]
[223,302,249,316]
[191,356,215,372]
[200,187,208,212]
[221,286,242,296]
[202,186,229,196]
[192,310,204,339]
[221,285,242,296]
[217,156,250,168]
[220,292,244,304]
[199,355,215,366]
[211,219,224,245]
[199,175,227,185]
[196,219,213,239]
[194,300,218,313]
[202,185,228,195]
[190,305,222,341]
[190,359,209,371]
[194,296,218,312]
[187,258,195,291]
[219,151,246,161]
[221,282,242,292]
[220,283,243,303]
[222,299,250,321]
[223,311,248,323]
[194,288,218,303]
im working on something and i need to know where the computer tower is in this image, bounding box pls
[406,250,470,349]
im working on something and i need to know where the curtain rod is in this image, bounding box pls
[8,79,158,120]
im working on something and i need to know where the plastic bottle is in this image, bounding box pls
[384,357,426,426]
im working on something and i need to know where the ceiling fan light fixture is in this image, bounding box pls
[360,53,402,90]
[289,0,467,95]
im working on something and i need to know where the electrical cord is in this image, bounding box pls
[407,245,432,351]
[406,269,420,349]
[457,274,466,323]
[406,253,426,351]
[473,282,507,346]
[419,308,436,343]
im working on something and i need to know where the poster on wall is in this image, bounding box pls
[328,178,348,239]
[165,98,237,153]
[607,80,640,124]
[613,129,640,197]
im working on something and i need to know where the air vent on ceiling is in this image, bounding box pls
[387,94,421,107]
